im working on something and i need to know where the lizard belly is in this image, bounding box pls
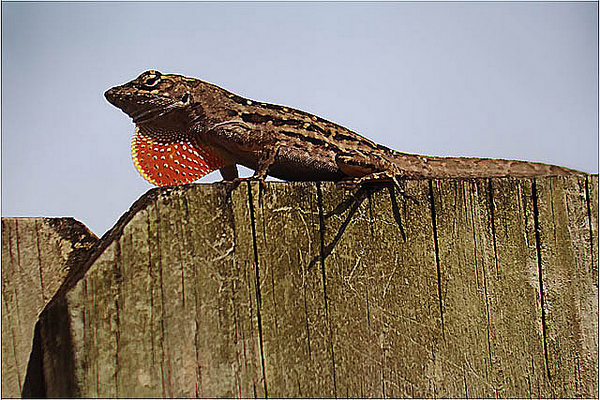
[268,158,345,181]
[272,142,345,181]
[233,146,345,181]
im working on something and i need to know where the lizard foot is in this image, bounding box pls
[344,172,419,205]
[224,175,267,201]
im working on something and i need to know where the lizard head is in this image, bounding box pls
[104,70,195,125]
[105,70,226,187]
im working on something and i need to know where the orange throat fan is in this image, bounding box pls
[131,127,225,186]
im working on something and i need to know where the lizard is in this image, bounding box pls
[104,70,583,187]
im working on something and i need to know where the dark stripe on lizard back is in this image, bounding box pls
[231,92,399,155]
[240,110,382,148]
[280,130,333,148]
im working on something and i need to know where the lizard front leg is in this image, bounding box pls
[228,145,280,188]
[219,164,239,180]
[252,144,281,180]
[196,120,279,182]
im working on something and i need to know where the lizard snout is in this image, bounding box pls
[104,87,119,105]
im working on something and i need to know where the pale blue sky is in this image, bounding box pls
[2,2,598,236]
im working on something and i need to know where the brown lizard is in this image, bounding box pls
[105,70,582,187]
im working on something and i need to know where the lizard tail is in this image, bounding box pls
[390,152,583,179]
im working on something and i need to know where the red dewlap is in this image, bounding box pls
[131,127,225,186]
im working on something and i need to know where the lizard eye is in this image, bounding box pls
[141,73,161,89]
[181,92,191,104]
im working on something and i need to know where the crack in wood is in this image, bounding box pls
[246,182,268,398]
[584,176,597,286]
[387,185,407,241]
[531,179,553,385]
[428,180,445,340]
[487,179,500,278]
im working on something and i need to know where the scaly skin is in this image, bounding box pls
[105,70,582,186]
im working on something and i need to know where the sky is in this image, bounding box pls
[2,1,598,236]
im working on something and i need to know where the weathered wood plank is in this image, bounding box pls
[318,181,442,398]
[532,176,598,397]
[248,181,332,398]
[1,217,97,398]
[486,178,549,397]
[26,177,598,398]
[44,185,264,398]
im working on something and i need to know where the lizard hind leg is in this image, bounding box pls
[336,153,419,204]
[353,171,402,188]
[336,152,403,188]
[336,152,381,179]
[131,127,225,186]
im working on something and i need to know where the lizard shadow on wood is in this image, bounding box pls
[307,182,409,272]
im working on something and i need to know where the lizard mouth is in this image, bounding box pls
[116,101,184,125]
[130,106,172,124]
[104,87,179,124]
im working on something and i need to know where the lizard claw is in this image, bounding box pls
[231,174,266,184]
[341,171,398,188]
[344,172,419,205]
[224,174,267,201]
